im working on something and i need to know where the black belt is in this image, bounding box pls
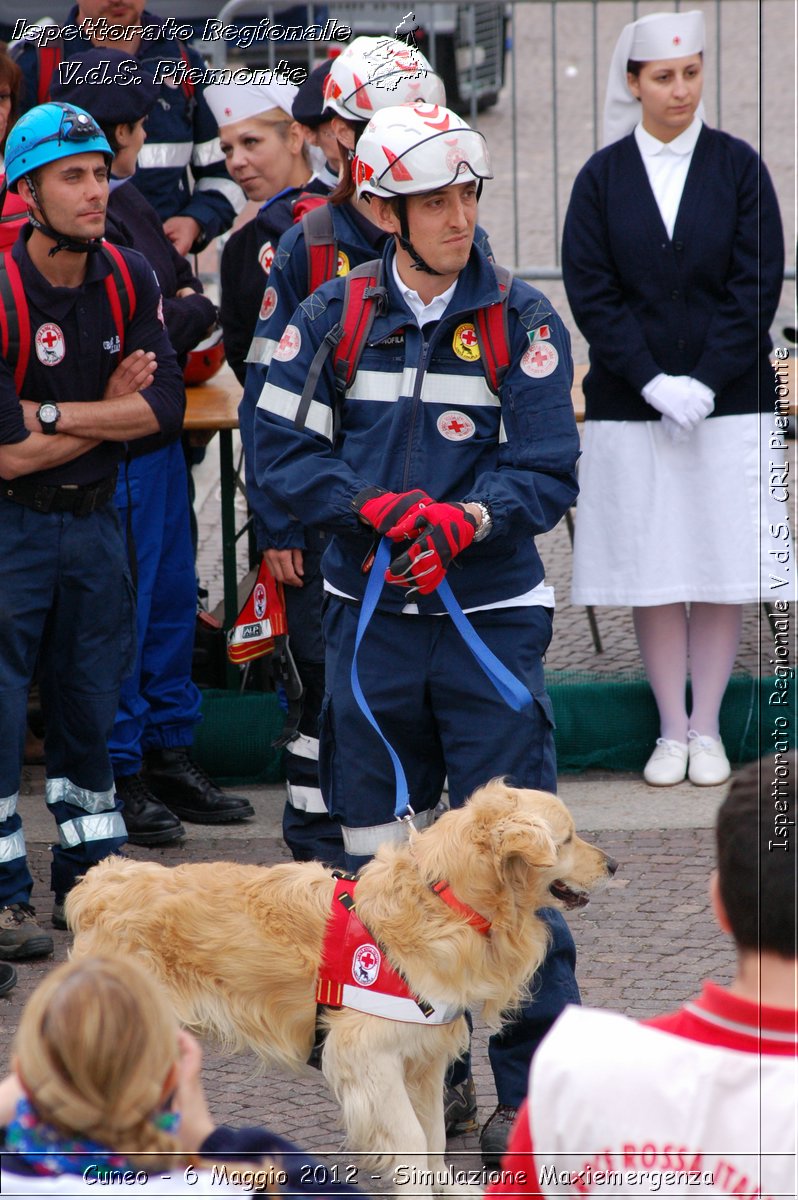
[0,472,118,516]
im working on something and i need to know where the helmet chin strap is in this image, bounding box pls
[24,174,104,257]
[396,196,441,276]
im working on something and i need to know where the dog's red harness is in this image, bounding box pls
[316,876,463,1025]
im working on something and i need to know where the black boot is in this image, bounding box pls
[116,773,186,847]
[143,748,255,824]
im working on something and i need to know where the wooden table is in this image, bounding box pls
[185,378,243,687]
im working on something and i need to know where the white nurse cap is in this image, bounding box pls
[603,10,705,146]
[205,76,298,128]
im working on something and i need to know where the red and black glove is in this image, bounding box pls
[385,502,477,596]
[352,487,434,537]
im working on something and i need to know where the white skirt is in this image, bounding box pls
[571,413,786,605]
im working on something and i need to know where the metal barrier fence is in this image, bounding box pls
[201,0,795,305]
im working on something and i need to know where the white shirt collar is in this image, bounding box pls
[391,256,458,327]
[635,116,703,157]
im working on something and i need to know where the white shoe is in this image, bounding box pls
[643,738,688,786]
[687,731,731,786]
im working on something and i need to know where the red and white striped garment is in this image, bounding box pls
[486,985,797,1199]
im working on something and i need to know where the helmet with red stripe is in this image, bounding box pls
[322,36,445,122]
[352,103,492,199]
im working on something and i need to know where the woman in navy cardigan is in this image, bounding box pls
[562,9,784,788]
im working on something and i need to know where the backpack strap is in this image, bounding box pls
[0,250,31,393]
[302,202,337,296]
[100,242,137,357]
[331,259,385,391]
[473,263,513,395]
[38,42,62,104]
[293,259,385,434]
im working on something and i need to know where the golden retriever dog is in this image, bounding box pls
[67,780,616,1194]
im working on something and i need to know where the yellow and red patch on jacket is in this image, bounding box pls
[452,322,481,362]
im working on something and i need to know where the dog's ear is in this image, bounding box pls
[498,817,558,886]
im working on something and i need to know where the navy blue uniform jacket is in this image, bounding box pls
[0,232,184,486]
[242,203,493,552]
[561,124,784,420]
[14,7,239,248]
[253,241,580,614]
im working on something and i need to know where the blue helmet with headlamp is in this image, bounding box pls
[5,102,112,191]
[3,102,113,254]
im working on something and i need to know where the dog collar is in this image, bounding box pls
[431,880,491,935]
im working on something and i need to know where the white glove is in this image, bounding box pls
[642,374,715,429]
[660,415,692,444]
[685,377,715,422]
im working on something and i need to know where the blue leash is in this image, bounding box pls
[350,536,533,820]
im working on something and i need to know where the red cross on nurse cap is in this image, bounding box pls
[629,10,704,61]
[602,9,705,146]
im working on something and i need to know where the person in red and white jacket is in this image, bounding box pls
[486,753,797,1200]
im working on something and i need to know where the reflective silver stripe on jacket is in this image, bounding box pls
[246,336,278,366]
[341,806,438,856]
[137,141,192,169]
[0,792,18,822]
[348,369,499,408]
[285,782,328,814]
[195,174,247,212]
[56,812,127,849]
[192,135,223,167]
[46,777,116,815]
[258,383,333,442]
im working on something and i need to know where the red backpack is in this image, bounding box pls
[294,200,340,296]
[0,241,136,391]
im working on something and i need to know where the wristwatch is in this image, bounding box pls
[37,402,60,435]
[472,500,493,542]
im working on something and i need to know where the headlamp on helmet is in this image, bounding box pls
[5,102,113,192]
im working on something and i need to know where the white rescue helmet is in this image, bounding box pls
[322,35,445,121]
[352,103,493,200]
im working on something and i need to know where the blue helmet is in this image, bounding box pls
[5,102,113,192]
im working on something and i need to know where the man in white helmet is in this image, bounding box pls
[253,101,582,1164]
[240,36,457,875]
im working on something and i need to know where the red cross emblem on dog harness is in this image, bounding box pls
[316,877,463,1024]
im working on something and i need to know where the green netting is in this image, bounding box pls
[191,689,286,785]
[192,675,792,784]
[547,671,789,772]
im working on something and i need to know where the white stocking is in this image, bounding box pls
[687,603,743,739]
[633,604,689,743]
